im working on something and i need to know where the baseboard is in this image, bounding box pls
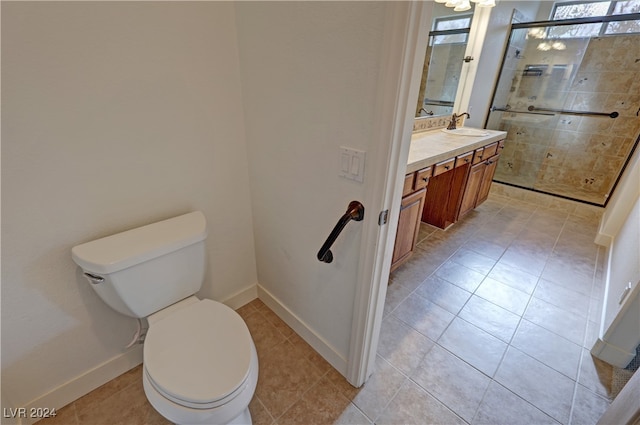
[594,232,612,247]
[17,346,143,425]
[591,338,636,369]
[256,284,348,377]
[221,283,258,310]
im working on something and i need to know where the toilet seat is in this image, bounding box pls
[143,299,253,409]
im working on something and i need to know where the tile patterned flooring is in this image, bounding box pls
[38,186,614,425]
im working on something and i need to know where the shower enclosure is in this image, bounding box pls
[485,11,640,206]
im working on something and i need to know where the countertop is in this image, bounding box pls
[406,128,507,174]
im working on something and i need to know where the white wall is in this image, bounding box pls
[591,144,640,366]
[1,2,257,410]
[234,2,390,371]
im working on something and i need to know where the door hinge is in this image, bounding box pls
[378,209,389,226]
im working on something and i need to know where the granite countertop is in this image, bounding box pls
[406,128,507,174]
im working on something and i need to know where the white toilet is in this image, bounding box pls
[71,211,258,425]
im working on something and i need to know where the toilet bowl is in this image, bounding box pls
[142,296,258,424]
[71,212,258,424]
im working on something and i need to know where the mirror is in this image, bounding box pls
[415,3,475,119]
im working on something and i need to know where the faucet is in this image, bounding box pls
[418,108,434,116]
[447,112,470,130]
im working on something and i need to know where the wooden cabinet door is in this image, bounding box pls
[476,154,500,206]
[391,187,426,271]
[458,161,485,219]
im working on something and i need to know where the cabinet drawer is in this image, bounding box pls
[414,166,432,190]
[402,173,415,197]
[433,158,455,176]
[483,142,498,159]
[472,147,485,165]
[455,151,473,168]
[497,139,505,152]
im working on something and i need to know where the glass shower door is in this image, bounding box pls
[485,16,640,206]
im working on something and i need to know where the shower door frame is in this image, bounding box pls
[484,12,640,207]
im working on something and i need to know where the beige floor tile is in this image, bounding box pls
[488,260,540,294]
[524,297,587,345]
[259,307,295,338]
[412,344,491,422]
[76,378,169,425]
[276,376,352,425]
[472,381,560,425]
[534,278,591,318]
[34,404,78,425]
[415,275,471,315]
[511,320,582,380]
[475,277,530,315]
[458,295,521,343]
[393,293,455,341]
[254,339,323,419]
[377,315,435,375]
[333,403,372,425]
[463,237,507,260]
[243,309,288,355]
[348,356,405,422]
[438,317,508,377]
[73,365,142,415]
[449,247,497,275]
[578,348,614,400]
[569,384,610,425]
[249,396,274,425]
[288,333,333,376]
[434,260,486,292]
[495,347,575,424]
[376,379,466,425]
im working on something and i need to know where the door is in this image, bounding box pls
[485,16,640,206]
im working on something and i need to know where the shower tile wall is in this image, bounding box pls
[492,34,640,205]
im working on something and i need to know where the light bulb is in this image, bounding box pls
[478,0,496,7]
[454,0,472,11]
[552,41,566,50]
[537,42,551,51]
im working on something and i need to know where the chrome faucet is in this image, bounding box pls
[447,112,470,130]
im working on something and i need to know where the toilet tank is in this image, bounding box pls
[72,211,207,318]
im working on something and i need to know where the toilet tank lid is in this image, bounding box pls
[71,211,207,274]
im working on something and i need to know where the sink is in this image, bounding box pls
[441,128,489,137]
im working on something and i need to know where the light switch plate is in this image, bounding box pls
[339,147,365,183]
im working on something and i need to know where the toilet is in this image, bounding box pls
[71,211,258,425]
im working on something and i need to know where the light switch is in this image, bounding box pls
[350,156,360,175]
[339,147,365,183]
[341,153,351,173]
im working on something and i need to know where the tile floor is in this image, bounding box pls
[37,185,615,425]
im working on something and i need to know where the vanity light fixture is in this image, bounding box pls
[440,0,495,11]
[476,0,496,7]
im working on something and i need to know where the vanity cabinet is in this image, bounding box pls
[392,135,505,273]
[421,151,473,229]
[391,166,430,272]
[459,141,503,219]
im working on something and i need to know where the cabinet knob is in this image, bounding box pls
[444,165,450,170]
[422,177,429,182]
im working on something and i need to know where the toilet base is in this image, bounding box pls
[226,407,252,425]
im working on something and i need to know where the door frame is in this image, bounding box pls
[346,1,433,386]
